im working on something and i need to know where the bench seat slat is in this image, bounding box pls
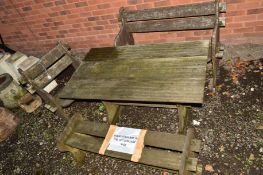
[66,132,198,171]
[123,2,226,22]
[85,40,209,61]
[73,120,201,152]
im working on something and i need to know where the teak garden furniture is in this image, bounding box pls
[19,41,81,118]
[58,0,226,174]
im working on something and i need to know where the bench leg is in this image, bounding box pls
[58,142,86,165]
[36,89,68,119]
[212,58,219,92]
[57,113,85,164]
[102,101,123,125]
[178,106,190,135]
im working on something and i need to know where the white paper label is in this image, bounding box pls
[107,127,141,154]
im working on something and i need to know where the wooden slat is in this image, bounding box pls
[66,132,198,171]
[73,120,201,152]
[113,102,179,108]
[24,42,69,79]
[34,55,72,88]
[126,16,225,33]
[85,40,209,61]
[122,2,226,22]
[59,56,207,104]
[179,128,194,175]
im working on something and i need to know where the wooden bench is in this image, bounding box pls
[19,41,81,118]
[58,114,202,174]
[59,0,226,133]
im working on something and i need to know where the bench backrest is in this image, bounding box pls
[116,0,226,46]
[19,41,79,91]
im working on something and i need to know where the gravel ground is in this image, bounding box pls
[0,56,262,175]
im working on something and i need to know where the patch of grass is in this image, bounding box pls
[98,103,105,112]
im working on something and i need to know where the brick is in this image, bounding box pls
[56,34,65,38]
[75,2,88,8]
[39,32,47,36]
[101,15,114,20]
[109,19,118,24]
[128,0,141,5]
[227,22,244,28]
[96,20,109,25]
[94,26,104,30]
[234,15,257,22]
[63,4,76,10]
[92,10,107,16]
[55,0,66,6]
[245,20,263,27]
[43,23,51,27]
[72,24,81,28]
[60,10,70,15]
[255,26,263,31]
[97,3,111,9]
[87,16,99,21]
[236,2,259,10]
[43,2,54,7]
[247,8,263,15]
[59,30,68,34]
[136,3,153,10]
[233,27,254,33]
[22,6,32,12]
[48,12,59,17]
[54,21,64,26]
[244,32,263,37]
[46,18,52,22]
[154,0,171,7]
[227,10,246,17]
[228,0,245,4]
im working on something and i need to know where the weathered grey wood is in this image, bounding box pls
[122,2,226,22]
[59,56,207,104]
[23,42,69,80]
[179,128,194,175]
[18,67,68,118]
[34,55,72,89]
[57,113,85,163]
[113,102,178,108]
[115,7,135,46]
[85,40,209,61]
[36,89,68,118]
[211,0,220,91]
[65,132,198,171]
[73,119,201,152]
[126,16,225,33]
[178,106,190,134]
[102,101,123,124]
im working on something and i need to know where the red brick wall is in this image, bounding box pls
[0,0,263,55]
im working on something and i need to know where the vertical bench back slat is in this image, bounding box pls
[122,2,226,22]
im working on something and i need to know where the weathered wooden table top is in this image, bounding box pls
[59,40,209,104]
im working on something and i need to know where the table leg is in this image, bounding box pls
[178,106,190,134]
[102,101,123,125]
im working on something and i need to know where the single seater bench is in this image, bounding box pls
[59,0,226,133]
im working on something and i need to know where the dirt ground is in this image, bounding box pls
[0,52,262,175]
